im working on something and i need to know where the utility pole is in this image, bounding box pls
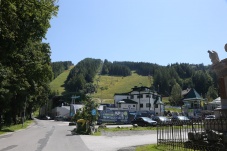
[139,89,140,111]
[149,88,151,111]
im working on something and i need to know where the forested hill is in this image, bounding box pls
[62,58,218,103]
[51,61,74,79]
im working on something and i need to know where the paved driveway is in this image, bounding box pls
[81,133,157,151]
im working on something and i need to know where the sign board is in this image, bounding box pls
[97,110,129,124]
[91,109,96,115]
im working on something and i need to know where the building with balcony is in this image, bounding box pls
[114,86,164,115]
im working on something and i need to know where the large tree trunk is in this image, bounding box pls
[0,111,2,130]
[11,96,18,125]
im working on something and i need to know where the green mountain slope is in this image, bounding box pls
[91,71,152,103]
[50,67,152,103]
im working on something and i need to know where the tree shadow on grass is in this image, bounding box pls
[0,129,14,132]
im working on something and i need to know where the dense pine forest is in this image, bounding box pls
[51,61,74,79]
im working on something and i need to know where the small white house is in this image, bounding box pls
[114,86,164,115]
[69,104,106,117]
[52,106,70,117]
[117,99,137,111]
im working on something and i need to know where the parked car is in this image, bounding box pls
[68,122,77,126]
[54,116,65,121]
[40,115,51,120]
[205,115,215,120]
[152,116,171,125]
[171,116,190,125]
[131,117,157,127]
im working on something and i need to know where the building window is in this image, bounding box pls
[133,105,135,107]
[146,94,150,98]
[146,103,151,107]
[155,104,158,108]
[137,94,143,98]
[119,104,121,108]
[140,104,143,108]
[131,95,134,99]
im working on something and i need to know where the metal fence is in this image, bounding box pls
[157,119,227,151]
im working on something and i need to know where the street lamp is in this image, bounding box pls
[149,88,151,111]
[139,89,141,111]
[138,83,142,111]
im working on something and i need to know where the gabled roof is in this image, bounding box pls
[117,99,138,104]
[182,88,191,96]
[131,86,150,91]
[114,93,129,96]
[183,88,203,101]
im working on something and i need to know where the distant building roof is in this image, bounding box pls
[183,88,203,101]
[117,99,138,104]
[114,93,129,96]
[181,88,191,96]
[131,86,150,91]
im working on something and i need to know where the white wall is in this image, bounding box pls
[114,90,164,115]
[118,104,137,111]
[114,95,129,106]
[52,106,70,117]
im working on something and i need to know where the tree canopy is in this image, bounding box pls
[0,0,58,128]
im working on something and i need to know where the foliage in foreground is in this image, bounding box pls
[71,96,99,134]
[0,0,58,128]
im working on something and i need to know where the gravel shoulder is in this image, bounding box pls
[101,130,156,137]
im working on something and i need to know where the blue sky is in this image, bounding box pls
[44,0,227,66]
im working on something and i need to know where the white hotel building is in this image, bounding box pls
[114,86,164,115]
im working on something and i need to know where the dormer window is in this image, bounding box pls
[130,95,134,99]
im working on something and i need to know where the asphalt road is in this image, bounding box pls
[0,119,157,151]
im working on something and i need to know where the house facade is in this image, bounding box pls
[114,86,164,115]
[182,88,204,117]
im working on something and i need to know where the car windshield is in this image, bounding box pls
[178,116,189,120]
[206,115,215,118]
[159,116,168,121]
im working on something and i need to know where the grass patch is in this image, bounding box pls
[92,71,152,102]
[105,126,156,132]
[49,66,74,95]
[33,109,39,118]
[165,107,182,113]
[136,144,180,151]
[92,131,102,136]
[0,120,33,135]
[162,97,169,104]
[97,126,156,134]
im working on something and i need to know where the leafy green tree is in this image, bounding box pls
[0,0,58,126]
[169,83,182,106]
[192,71,213,96]
[82,96,99,123]
[206,85,218,102]
[65,58,102,93]
[72,96,99,134]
